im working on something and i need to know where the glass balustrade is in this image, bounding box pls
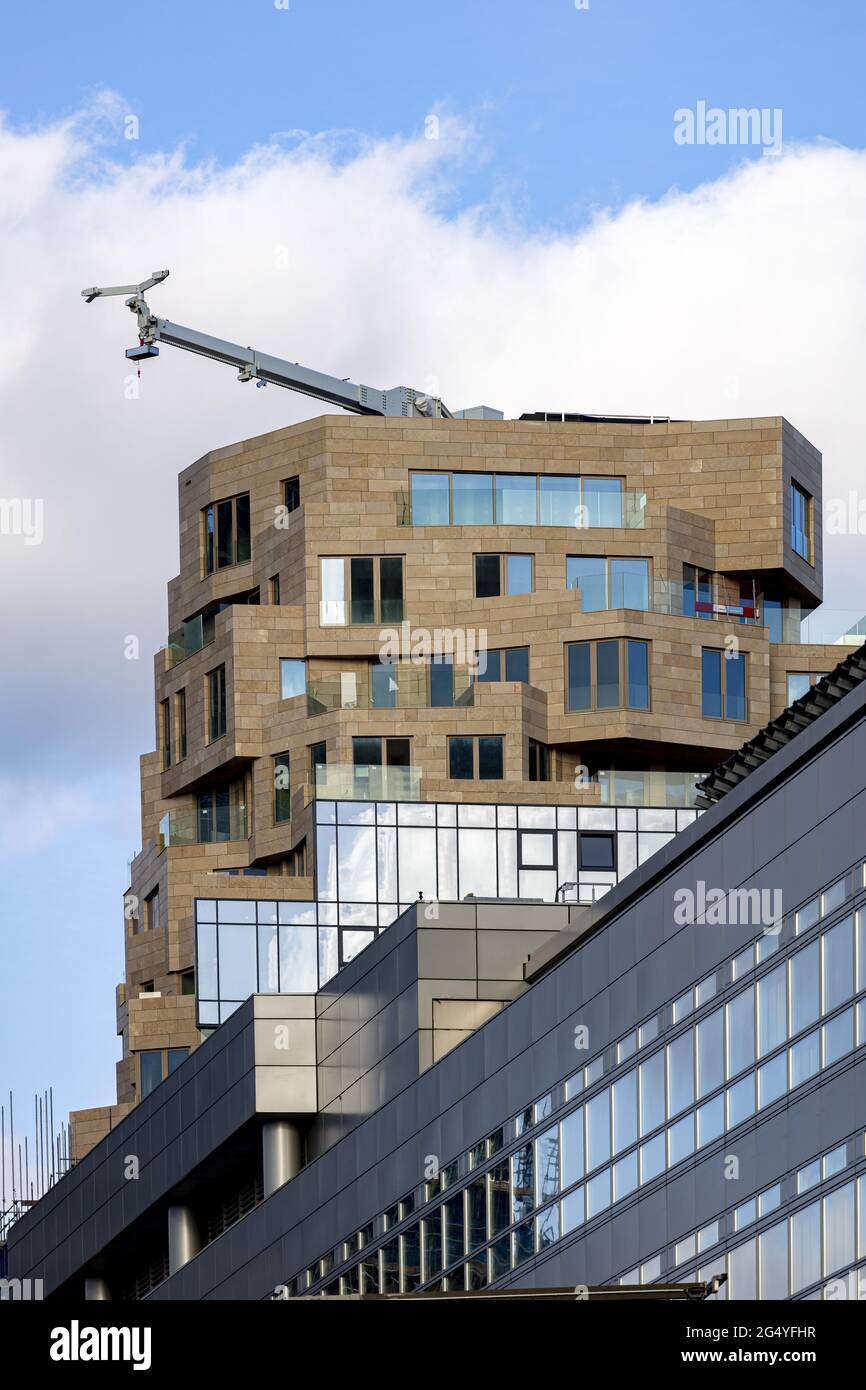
[594,770,702,808]
[307,668,475,715]
[166,612,216,668]
[159,802,248,848]
[311,764,422,801]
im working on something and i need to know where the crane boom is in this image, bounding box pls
[80,269,453,419]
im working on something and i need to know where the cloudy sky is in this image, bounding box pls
[2,0,866,1196]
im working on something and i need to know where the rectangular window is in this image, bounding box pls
[477,647,529,683]
[474,554,533,597]
[430,656,455,708]
[175,689,187,761]
[495,474,537,525]
[283,476,300,513]
[539,475,582,527]
[791,481,811,562]
[449,735,474,780]
[320,556,346,626]
[208,665,227,741]
[787,672,811,704]
[566,640,650,711]
[167,1048,189,1075]
[567,557,649,610]
[411,472,450,525]
[528,739,550,782]
[350,557,374,625]
[702,649,748,721]
[310,742,327,775]
[477,736,504,780]
[203,493,250,574]
[181,970,195,996]
[474,553,501,598]
[280,658,306,701]
[269,574,281,605]
[582,477,623,528]
[683,564,712,619]
[579,833,615,870]
[320,556,404,626]
[140,1051,163,1099]
[274,752,290,823]
[379,556,404,624]
[566,555,607,612]
[160,699,172,769]
[145,889,160,932]
[453,473,493,525]
[506,554,533,595]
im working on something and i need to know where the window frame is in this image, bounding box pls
[273,751,291,824]
[790,480,812,563]
[207,664,227,742]
[473,553,534,599]
[201,491,251,576]
[447,734,504,781]
[319,555,405,626]
[565,639,651,713]
[701,647,749,722]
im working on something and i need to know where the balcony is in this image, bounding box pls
[310,763,422,801]
[567,573,760,624]
[593,769,702,808]
[165,612,216,669]
[768,608,866,647]
[307,666,475,715]
[158,803,248,848]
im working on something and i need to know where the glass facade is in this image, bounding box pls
[285,862,866,1298]
[409,472,645,529]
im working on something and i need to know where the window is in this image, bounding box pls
[202,492,250,575]
[274,752,290,823]
[410,471,625,527]
[310,742,327,777]
[269,574,281,605]
[167,1048,189,1075]
[430,656,455,708]
[701,649,747,721]
[786,671,825,705]
[352,736,410,769]
[473,554,533,598]
[566,640,650,711]
[410,472,450,525]
[180,970,195,996]
[140,1051,163,1099]
[791,481,811,561]
[448,735,503,780]
[453,472,493,525]
[160,699,172,769]
[528,739,550,782]
[319,556,404,625]
[283,476,300,513]
[477,647,530,684]
[175,689,187,761]
[566,557,649,610]
[145,889,160,932]
[683,564,712,619]
[280,658,306,700]
[495,474,537,525]
[208,665,227,740]
[579,833,615,870]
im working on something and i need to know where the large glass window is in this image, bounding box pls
[566,556,607,612]
[758,963,787,1057]
[791,481,811,562]
[140,1051,164,1099]
[726,986,755,1077]
[582,477,622,528]
[411,472,450,525]
[474,554,533,597]
[539,475,582,526]
[823,915,854,1013]
[320,557,346,625]
[495,474,537,525]
[566,640,650,711]
[320,556,404,625]
[791,940,820,1033]
[453,473,493,525]
[596,640,620,709]
[280,658,306,700]
[379,556,405,623]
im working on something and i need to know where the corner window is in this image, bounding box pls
[473,554,533,598]
[274,752,291,823]
[791,482,811,562]
[280,658,307,700]
[702,649,747,721]
[566,639,650,711]
[202,492,250,575]
[207,664,227,740]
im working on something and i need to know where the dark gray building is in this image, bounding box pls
[6,648,866,1302]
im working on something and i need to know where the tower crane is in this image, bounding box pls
[80,269,457,419]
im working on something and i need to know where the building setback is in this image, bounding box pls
[64,410,863,1162]
[7,641,866,1300]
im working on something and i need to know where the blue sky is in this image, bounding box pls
[2,0,866,1190]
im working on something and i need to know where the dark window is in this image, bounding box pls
[449,736,474,780]
[176,689,187,760]
[167,1048,189,1074]
[180,970,195,996]
[528,739,550,781]
[596,640,620,709]
[379,556,405,623]
[567,643,592,711]
[269,574,281,605]
[477,648,501,682]
[197,789,231,841]
[145,890,160,932]
[475,554,501,598]
[626,639,650,710]
[310,742,327,773]
[353,736,382,767]
[505,647,529,683]
[350,557,375,625]
[386,738,410,767]
[791,482,811,561]
[702,648,747,720]
[274,752,290,823]
[430,656,454,707]
[140,1051,163,1099]
[160,699,172,769]
[284,476,300,513]
[579,833,615,870]
[203,493,251,574]
[208,665,226,740]
[478,736,504,780]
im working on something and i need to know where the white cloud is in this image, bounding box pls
[1,102,866,788]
